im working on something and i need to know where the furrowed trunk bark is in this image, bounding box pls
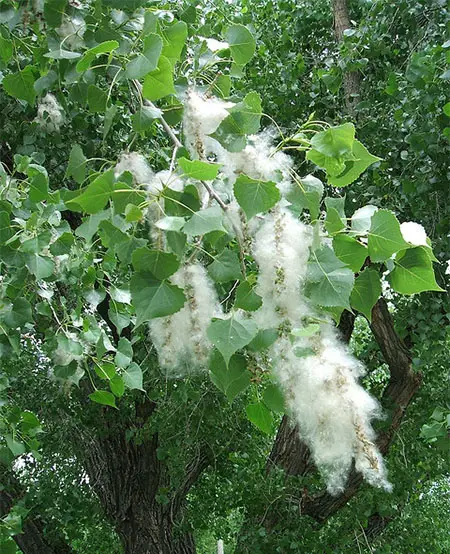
[80,399,207,554]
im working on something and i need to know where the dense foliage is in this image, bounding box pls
[0,1,448,553]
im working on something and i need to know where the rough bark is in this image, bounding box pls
[0,474,73,554]
[80,398,208,554]
[332,0,361,113]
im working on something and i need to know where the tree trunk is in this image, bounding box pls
[80,399,208,554]
[332,0,360,113]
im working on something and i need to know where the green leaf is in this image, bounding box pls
[325,195,346,218]
[44,49,82,60]
[325,208,346,235]
[225,25,256,66]
[104,105,118,139]
[89,390,117,408]
[112,182,146,213]
[34,70,58,94]
[161,21,188,65]
[212,92,262,152]
[234,174,280,220]
[246,402,273,434]
[306,246,354,308]
[328,140,381,187]
[444,102,450,117]
[155,216,186,232]
[183,206,226,237]
[43,0,66,27]
[207,315,258,366]
[88,85,108,113]
[3,298,32,328]
[76,40,119,72]
[132,105,162,132]
[131,273,185,326]
[110,375,125,397]
[2,66,36,105]
[131,247,179,280]
[0,34,13,63]
[6,435,26,456]
[286,174,324,220]
[142,55,175,101]
[123,362,144,390]
[28,164,49,202]
[178,157,221,180]
[263,384,285,413]
[247,329,278,352]
[234,281,262,311]
[125,204,143,222]
[306,148,346,177]
[66,144,87,184]
[209,351,250,402]
[291,323,320,337]
[368,209,409,262]
[351,205,378,235]
[311,123,355,157]
[208,249,242,283]
[332,235,367,272]
[68,170,115,214]
[25,254,55,280]
[75,211,109,242]
[350,268,381,321]
[94,362,116,380]
[115,337,133,369]
[126,34,163,79]
[0,211,12,245]
[387,247,444,295]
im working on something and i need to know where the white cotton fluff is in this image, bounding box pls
[149,264,223,376]
[279,326,392,495]
[400,221,428,246]
[148,169,185,194]
[251,206,391,495]
[183,91,234,159]
[57,15,86,50]
[115,152,155,189]
[36,93,64,133]
[252,207,312,327]
[215,131,293,191]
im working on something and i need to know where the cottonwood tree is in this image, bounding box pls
[0,2,447,553]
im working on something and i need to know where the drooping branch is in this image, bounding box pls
[170,446,211,518]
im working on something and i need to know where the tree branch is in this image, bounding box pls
[170,447,210,518]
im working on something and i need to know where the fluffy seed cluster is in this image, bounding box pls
[251,206,391,494]
[148,91,392,494]
[115,152,154,188]
[57,15,86,50]
[149,264,223,377]
[36,94,64,133]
